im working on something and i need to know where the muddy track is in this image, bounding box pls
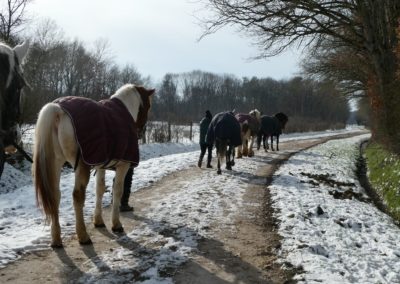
[0,132,367,283]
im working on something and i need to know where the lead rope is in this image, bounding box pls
[11,141,33,163]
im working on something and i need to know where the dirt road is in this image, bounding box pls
[0,133,365,283]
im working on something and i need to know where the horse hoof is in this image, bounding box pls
[51,243,63,249]
[79,238,93,245]
[112,226,124,233]
[217,169,222,175]
[94,223,106,228]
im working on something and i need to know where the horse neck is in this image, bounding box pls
[113,93,141,122]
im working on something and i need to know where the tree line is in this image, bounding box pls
[153,71,349,132]
[202,0,400,152]
[2,0,349,134]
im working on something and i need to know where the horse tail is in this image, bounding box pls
[33,103,61,222]
[216,139,227,162]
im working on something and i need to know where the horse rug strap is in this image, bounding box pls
[55,96,139,168]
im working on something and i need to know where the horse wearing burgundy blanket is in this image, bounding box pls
[33,84,154,247]
[235,109,261,158]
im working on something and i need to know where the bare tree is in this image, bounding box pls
[201,0,400,152]
[0,0,31,43]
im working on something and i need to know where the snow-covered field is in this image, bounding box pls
[271,134,400,283]
[1,126,399,283]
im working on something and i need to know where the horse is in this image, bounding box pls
[206,111,242,174]
[235,109,261,158]
[0,41,30,176]
[257,112,288,152]
[32,84,154,247]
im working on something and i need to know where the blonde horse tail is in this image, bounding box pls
[33,103,60,222]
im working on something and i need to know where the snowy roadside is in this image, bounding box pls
[270,133,400,283]
[0,126,375,282]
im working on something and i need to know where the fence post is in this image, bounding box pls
[189,122,193,141]
[168,121,171,142]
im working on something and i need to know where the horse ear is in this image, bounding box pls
[14,40,30,63]
[148,89,155,96]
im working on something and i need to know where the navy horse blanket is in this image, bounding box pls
[206,112,242,146]
[259,115,282,136]
[235,113,260,135]
[55,96,139,167]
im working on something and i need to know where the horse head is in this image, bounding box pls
[249,109,261,121]
[0,41,30,175]
[134,85,155,139]
[275,112,289,129]
[112,84,155,140]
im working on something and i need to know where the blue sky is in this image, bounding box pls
[29,0,302,83]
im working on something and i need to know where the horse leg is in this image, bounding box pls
[271,135,275,151]
[73,161,92,245]
[226,145,232,170]
[236,145,242,158]
[256,132,262,150]
[242,139,248,156]
[230,145,235,167]
[111,163,130,232]
[93,169,106,227]
[248,136,255,157]
[50,159,64,248]
[276,135,280,151]
[264,135,268,152]
[216,140,222,174]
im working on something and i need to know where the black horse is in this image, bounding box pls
[206,111,242,174]
[0,41,30,176]
[257,112,288,152]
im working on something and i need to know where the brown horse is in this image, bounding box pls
[33,84,154,247]
[235,109,261,158]
[257,112,288,151]
[0,41,30,176]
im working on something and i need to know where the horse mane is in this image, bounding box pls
[249,109,261,120]
[111,84,142,120]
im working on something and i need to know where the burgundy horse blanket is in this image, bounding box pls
[55,96,139,168]
[235,113,260,135]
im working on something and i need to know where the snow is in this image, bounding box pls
[1,126,400,283]
[271,133,400,283]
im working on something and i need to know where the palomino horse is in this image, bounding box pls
[0,41,30,176]
[33,84,154,247]
[206,111,242,174]
[235,109,261,158]
[257,112,288,152]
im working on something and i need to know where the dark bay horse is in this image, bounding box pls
[0,41,30,176]
[257,112,288,151]
[206,111,242,174]
[33,84,154,247]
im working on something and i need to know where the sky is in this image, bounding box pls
[28,0,302,83]
[3,127,400,283]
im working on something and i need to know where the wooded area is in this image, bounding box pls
[203,0,400,152]
[2,0,351,134]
